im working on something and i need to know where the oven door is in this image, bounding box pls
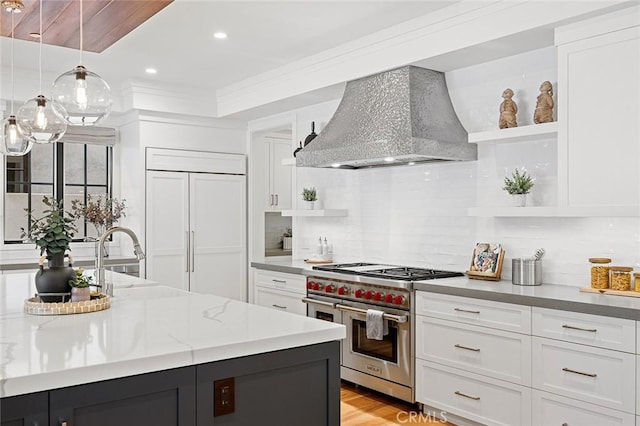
[339,301,411,387]
[302,296,343,362]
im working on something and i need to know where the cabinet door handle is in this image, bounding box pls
[272,279,287,284]
[185,231,190,272]
[272,304,287,309]
[275,194,278,206]
[191,231,195,272]
[454,390,480,401]
[562,367,597,378]
[270,194,274,206]
[562,324,597,333]
[454,344,480,352]
[454,308,480,314]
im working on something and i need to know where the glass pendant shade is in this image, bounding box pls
[51,65,112,126]
[2,115,34,156]
[16,95,67,144]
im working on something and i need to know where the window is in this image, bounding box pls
[5,142,113,243]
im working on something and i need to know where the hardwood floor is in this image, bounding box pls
[340,381,455,425]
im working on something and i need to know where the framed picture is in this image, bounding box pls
[466,243,505,281]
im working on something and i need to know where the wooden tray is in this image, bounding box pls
[24,294,111,315]
[579,287,640,298]
[304,259,334,264]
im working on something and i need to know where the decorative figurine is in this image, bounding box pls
[499,88,518,129]
[533,81,554,124]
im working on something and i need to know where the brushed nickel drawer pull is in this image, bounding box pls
[454,390,480,401]
[562,423,568,426]
[562,324,597,333]
[454,308,480,314]
[272,279,287,284]
[272,304,287,309]
[562,367,597,378]
[454,344,480,352]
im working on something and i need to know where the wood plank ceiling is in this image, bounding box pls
[0,0,173,53]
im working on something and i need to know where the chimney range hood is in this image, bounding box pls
[296,66,476,168]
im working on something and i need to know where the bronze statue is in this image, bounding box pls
[534,81,554,124]
[499,88,518,129]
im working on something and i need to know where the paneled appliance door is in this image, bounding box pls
[303,296,343,363]
[340,302,411,387]
[189,173,246,301]
[146,171,190,291]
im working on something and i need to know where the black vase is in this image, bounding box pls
[35,252,76,302]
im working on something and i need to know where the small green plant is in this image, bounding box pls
[302,187,317,202]
[283,228,292,237]
[70,268,94,288]
[503,168,535,195]
[20,196,78,255]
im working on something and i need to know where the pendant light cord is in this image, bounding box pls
[39,0,43,94]
[79,0,83,65]
[10,11,14,114]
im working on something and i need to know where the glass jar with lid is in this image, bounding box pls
[634,272,640,292]
[589,258,611,289]
[610,266,633,291]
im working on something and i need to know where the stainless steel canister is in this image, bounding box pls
[512,258,542,286]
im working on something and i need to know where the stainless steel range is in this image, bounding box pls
[302,262,463,403]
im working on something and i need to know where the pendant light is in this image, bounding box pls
[51,0,112,126]
[1,4,34,156]
[16,0,67,143]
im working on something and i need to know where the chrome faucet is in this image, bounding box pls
[96,226,145,297]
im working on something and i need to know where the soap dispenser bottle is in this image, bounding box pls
[316,237,323,256]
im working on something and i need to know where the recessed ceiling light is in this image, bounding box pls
[384,157,395,162]
[213,32,228,40]
[331,163,341,168]
[407,162,416,166]
[145,68,157,74]
[29,32,41,39]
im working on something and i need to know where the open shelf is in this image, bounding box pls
[280,209,348,217]
[468,205,639,217]
[281,158,296,166]
[469,122,558,145]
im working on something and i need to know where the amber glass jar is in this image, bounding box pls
[633,272,640,292]
[589,258,611,289]
[609,266,633,291]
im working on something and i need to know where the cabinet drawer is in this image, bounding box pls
[254,287,306,316]
[254,269,306,294]
[532,337,635,413]
[532,307,635,352]
[416,292,531,334]
[416,316,531,386]
[532,390,635,426]
[416,360,531,426]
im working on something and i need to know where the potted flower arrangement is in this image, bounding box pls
[301,187,317,210]
[70,268,94,302]
[283,228,292,251]
[21,196,78,302]
[503,168,535,207]
[71,194,126,238]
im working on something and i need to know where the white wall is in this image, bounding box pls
[281,46,639,287]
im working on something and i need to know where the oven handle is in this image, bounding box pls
[301,297,337,309]
[336,304,408,323]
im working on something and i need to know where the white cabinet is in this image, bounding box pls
[264,139,292,211]
[557,9,640,211]
[416,360,531,426]
[146,149,246,301]
[251,268,306,316]
[532,390,635,426]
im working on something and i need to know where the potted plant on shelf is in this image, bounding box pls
[503,168,535,207]
[283,228,292,251]
[302,187,317,210]
[21,196,78,302]
[70,268,93,302]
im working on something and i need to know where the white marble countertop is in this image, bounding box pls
[0,271,345,398]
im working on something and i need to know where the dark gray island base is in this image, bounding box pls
[1,341,340,426]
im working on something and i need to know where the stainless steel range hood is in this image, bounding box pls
[296,66,476,168]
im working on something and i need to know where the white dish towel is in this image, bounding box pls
[366,309,389,340]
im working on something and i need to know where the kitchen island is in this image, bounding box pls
[0,272,344,425]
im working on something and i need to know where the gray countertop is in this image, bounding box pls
[251,259,640,320]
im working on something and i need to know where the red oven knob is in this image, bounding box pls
[364,290,373,300]
[313,282,323,291]
[338,286,349,295]
[325,285,335,293]
[307,281,314,290]
[373,292,384,301]
[384,294,394,303]
[355,289,364,298]
[393,295,406,305]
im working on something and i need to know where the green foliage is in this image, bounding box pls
[283,228,292,237]
[70,268,93,288]
[503,168,535,195]
[20,196,78,255]
[302,187,317,201]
